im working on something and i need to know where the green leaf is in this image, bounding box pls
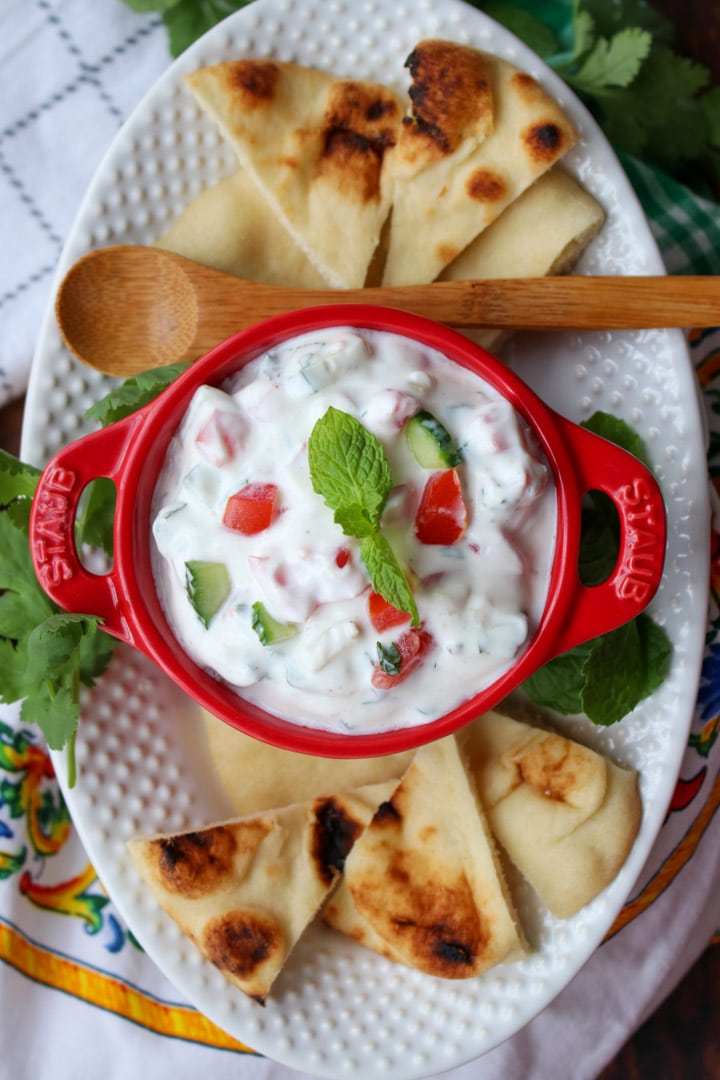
[0,588,54,644]
[376,641,402,676]
[482,2,560,58]
[577,0,675,44]
[635,612,673,697]
[85,361,192,427]
[0,450,40,504]
[74,477,116,558]
[163,0,255,57]
[522,641,594,714]
[0,513,48,599]
[333,504,377,538]
[578,503,619,586]
[570,28,652,93]
[25,616,90,682]
[21,683,80,753]
[702,86,720,145]
[0,638,32,704]
[78,626,116,689]
[581,410,651,467]
[121,0,180,12]
[360,532,419,627]
[580,621,646,725]
[308,407,391,528]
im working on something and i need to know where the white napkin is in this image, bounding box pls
[0,4,718,1079]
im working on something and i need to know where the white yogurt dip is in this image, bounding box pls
[151,327,556,734]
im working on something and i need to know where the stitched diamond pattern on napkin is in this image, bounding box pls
[0,0,166,407]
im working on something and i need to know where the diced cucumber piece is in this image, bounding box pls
[405,410,463,468]
[184,560,231,628]
[251,601,299,645]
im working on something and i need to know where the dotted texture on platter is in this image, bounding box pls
[23,0,710,1077]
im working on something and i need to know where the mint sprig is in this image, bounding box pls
[523,411,672,725]
[308,407,419,626]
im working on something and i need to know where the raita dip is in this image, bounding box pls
[151,327,556,734]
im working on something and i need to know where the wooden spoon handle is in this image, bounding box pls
[371,275,720,329]
[189,265,720,340]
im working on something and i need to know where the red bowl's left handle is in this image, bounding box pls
[29,413,143,644]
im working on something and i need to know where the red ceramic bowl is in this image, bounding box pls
[30,306,666,757]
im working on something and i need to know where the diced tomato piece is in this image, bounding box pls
[371,627,433,689]
[223,483,278,535]
[335,547,352,569]
[195,411,245,466]
[414,469,467,545]
[368,590,412,633]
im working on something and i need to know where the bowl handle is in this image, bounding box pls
[550,414,667,656]
[29,413,143,644]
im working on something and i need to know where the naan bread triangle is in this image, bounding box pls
[155,169,328,287]
[202,708,413,816]
[326,735,528,978]
[184,59,403,289]
[127,781,395,1003]
[458,708,642,917]
[383,41,579,285]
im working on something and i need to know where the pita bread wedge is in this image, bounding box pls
[128,780,395,1003]
[184,59,403,289]
[327,735,528,978]
[441,165,605,352]
[155,169,327,287]
[459,709,642,918]
[202,709,413,817]
[383,40,578,285]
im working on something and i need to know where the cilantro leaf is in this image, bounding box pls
[21,683,80,753]
[163,0,255,57]
[0,450,40,503]
[74,477,116,558]
[578,0,675,44]
[569,28,652,94]
[85,361,192,427]
[482,2,560,58]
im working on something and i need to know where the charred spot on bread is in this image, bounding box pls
[318,81,400,201]
[227,60,279,104]
[373,798,402,825]
[202,909,284,990]
[466,167,508,202]
[154,827,237,897]
[523,121,566,164]
[402,40,493,158]
[311,796,365,883]
[515,736,598,805]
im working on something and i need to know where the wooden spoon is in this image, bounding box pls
[56,244,720,378]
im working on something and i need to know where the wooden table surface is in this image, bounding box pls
[0,3,718,1076]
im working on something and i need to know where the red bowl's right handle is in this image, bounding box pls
[29,413,143,644]
[550,415,667,657]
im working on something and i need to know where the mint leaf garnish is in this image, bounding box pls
[376,641,402,676]
[308,407,418,625]
[308,407,391,528]
[523,412,672,726]
[361,532,419,627]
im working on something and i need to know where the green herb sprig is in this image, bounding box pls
[0,365,189,785]
[522,411,672,726]
[307,407,419,626]
[481,0,720,197]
